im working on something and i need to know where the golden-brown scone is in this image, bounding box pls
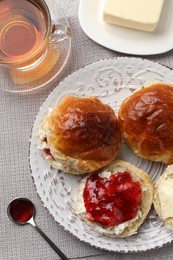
[37,96,122,174]
[75,160,154,237]
[154,165,173,230]
[118,82,173,164]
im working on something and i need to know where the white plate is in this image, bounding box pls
[78,0,173,55]
[30,57,173,253]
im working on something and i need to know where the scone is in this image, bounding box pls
[37,96,122,174]
[75,160,154,237]
[154,165,173,230]
[118,82,173,164]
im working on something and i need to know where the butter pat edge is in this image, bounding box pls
[103,0,165,32]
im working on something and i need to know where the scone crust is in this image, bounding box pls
[38,96,122,174]
[118,82,173,164]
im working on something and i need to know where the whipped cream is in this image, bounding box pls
[157,165,173,220]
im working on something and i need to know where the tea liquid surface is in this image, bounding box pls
[0,0,48,62]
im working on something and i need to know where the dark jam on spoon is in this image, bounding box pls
[9,199,33,223]
[83,171,142,228]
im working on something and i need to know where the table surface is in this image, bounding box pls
[1,0,173,259]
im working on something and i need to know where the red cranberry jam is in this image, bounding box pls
[83,171,142,228]
[42,137,55,160]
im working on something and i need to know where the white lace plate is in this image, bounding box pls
[30,57,173,253]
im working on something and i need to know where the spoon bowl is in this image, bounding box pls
[7,197,69,260]
[7,198,35,225]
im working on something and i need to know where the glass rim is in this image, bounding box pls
[0,0,52,66]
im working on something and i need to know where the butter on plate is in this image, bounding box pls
[103,0,165,32]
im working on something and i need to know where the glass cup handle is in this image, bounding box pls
[50,24,72,43]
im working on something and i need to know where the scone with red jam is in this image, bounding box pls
[76,160,153,237]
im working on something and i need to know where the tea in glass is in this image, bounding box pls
[0,0,71,92]
[0,0,50,64]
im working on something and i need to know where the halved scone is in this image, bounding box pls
[154,165,173,230]
[75,160,154,237]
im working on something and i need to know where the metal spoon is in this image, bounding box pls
[7,198,69,260]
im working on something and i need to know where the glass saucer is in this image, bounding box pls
[0,0,71,93]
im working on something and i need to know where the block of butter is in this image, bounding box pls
[103,0,165,32]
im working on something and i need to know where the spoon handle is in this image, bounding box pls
[33,224,69,260]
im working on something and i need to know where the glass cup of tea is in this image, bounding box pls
[0,0,72,92]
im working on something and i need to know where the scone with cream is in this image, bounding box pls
[75,160,154,237]
[154,165,173,230]
[118,82,173,164]
[37,96,122,174]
